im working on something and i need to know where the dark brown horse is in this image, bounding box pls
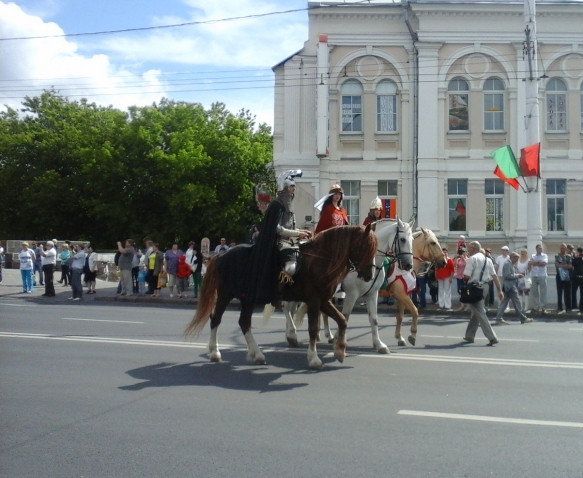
[184,225,377,369]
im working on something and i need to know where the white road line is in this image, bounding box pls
[568,328,583,331]
[61,318,144,324]
[0,303,39,307]
[398,410,583,429]
[421,334,538,343]
[1,332,583,370]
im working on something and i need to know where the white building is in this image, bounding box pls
[272,0,583,252]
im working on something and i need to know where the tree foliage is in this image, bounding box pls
[0,91,273,248]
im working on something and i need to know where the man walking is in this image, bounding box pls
[495,252,533,324]
[462,241,504,346]
[529,244,548,314]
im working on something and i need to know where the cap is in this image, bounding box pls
[46,241,54,246]
[501,246,510,251]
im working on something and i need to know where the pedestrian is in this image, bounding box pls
[572,247,583,317]
[412,261,431,309]
[484,249,495,309]
[31,241,44,287]
[462,241,504,346]
[19,242,36,293]
[69,244,86,301]
[494,252,533,325]
[164,243,184,297]
[85,245,99,294]
[137,265,147,296]
[58,243,71,286]
[116,239,136,296]
[454,247,468,312]
[436,247,455,310]
[529,244,548,314]
[39,241,57,297]
[555,243,573,314]
[516,249,532,313]
[176,255,192,298]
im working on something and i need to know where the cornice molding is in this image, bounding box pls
[311,12,403,21]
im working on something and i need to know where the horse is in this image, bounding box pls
[284,217,414,354]
[184,224,377,370]
[294,226,444,351]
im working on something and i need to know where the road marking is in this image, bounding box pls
[62,318,144,324]
[1,332,583,370]
[0,303,39,307]
[398,410,583,429]
[421,334,538,343]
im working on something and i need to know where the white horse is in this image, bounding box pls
[284,217,414,353]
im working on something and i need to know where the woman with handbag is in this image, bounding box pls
[146,243,164,297]
[516,249,532,313]
[555,243,573,314]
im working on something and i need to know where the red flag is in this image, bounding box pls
[455,199,466,216]
[494,166,520,190]
[519,142,540,177]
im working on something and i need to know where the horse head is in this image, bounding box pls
[414,227,446,269]
[394,216,414,271]
[349,223,377,282]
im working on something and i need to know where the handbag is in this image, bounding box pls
[459,257,487,304]
[558,267,570,282]
[157,272,168,288]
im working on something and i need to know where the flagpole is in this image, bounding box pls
[523,0,543,254]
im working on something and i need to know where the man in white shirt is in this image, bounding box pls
[495,246,512,311]
[529,243,549,314]
[462,241,504,346]
[40,241,57,297]
[214,238,230,255]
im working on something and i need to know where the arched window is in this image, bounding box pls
[376,80,397,132]
[341,80,363,132]
[448,77,469,131]
[483,77,505,131]
[546,78,567,131]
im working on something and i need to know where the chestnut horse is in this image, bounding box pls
[184,225,377,370]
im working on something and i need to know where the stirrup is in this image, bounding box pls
[279,270,294,285]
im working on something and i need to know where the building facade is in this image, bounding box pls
[272,0,583,252]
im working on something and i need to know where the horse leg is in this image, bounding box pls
[322,314,333,343]
[405,296,419,346]
[394,301,406,346]
[363,292,390,354]
[238,301,266,364]
[208,291,231,362]
[321,300,347,363]
[307,303,323,370]
[284,301,299,347]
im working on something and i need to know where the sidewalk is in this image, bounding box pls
[0,267,575,319]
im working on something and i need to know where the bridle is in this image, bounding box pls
[388,225,413,271]
[414,230,445,267]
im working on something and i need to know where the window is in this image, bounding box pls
[483,78,505,131]
[485,179,504,231]
[376,80,397,132]
[341,180,360,225]
[448,179,467,231]
[448,77,469,131]
[546,179,565,231]
[378,180,398,219]
[341,80,363,132]
[378,180,398,197]
[546,78,567,131]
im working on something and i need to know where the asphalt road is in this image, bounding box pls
[2,300,583,478]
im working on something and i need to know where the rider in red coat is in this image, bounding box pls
[314,184,349,234]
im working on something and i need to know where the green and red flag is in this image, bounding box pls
[490,145,521,179]
[519,142,541,177]
[493,166,520,190]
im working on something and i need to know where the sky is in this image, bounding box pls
[0,0,310,128]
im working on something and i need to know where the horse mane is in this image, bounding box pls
[300,225,376,284]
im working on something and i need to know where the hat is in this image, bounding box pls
[501,246,510,251]
[46,241,54,246]
[370,197,382,210]
[510,252,520,259]
[329,184,344,195]
[577,247,583,253]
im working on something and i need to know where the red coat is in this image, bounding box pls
[315,204,349,234]
[436,257,455,280]
[176,257,192,279]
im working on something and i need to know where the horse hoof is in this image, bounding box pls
[287,337,299,348]
[309,359,323,370]
[397,339,406,346]
[209,353,222,362]
[327,337,335,344]
[408,335,416,346]
[316,334,321,342]
[334,350,346,363]
[377,346,390,354]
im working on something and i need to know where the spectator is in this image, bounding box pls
[0,240,4,284]
[555,243,573,314]
[146,243,164,297]
[516,249,532,313]
[176,255,192,298]
[567,244,576,310]
[529,244,548,314]
[427,263,438,305]
[436,248,455,310]
[412,261,431,309]
[190,244,203,298]
[19,242,36,293]
[456,235,467,252]
[495,252,533,325]
[214,238,230,255]
[454,247,468,312]
[572,247,583,317]
[185,241,196,267]
[58,243,71,286]
[137,265,147,296]
[132,247,142,294]
[39,241,57,297]
[117,239,136,296]
[31,241,44,287]
[164,243,184,298]
[250,225,260,245]
[69,244,86,301]
[484,249,495,309]
[85,245,99,294]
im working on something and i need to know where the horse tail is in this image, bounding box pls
[293,302,308,328]
[184,256,219,337]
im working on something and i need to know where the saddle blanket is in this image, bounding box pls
[386,266,417,294]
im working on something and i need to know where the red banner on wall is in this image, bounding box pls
[382,199,397,219]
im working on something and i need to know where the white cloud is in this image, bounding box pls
[0,2,167,111]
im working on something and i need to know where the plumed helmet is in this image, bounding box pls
[277,169,303,192]
[370,197,382,210]
[329,184,344,195]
